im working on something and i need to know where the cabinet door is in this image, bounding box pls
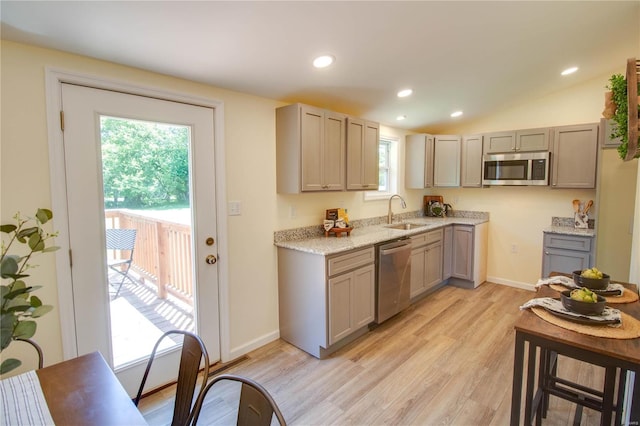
[452,226,473,280]
[443,225,452,279]
[516,128,550,152]
[346,118,379,190]
[542,248,591,278]
[405,134,434,188]
[300,105,325,191]
[328,273,353,345]
[434,135,461,187]
[551,123,599,188]
[483,131,516,154]
[425,242,443,290]
[323,111,346,191]
[362,121,380,189]
[352,264,375,329]
[461,134,483,187]
[410,247,426,298]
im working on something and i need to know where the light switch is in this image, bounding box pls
[228,201,241,216]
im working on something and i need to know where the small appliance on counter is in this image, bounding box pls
[423,196,451,217]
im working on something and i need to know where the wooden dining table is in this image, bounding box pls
[510,283,640,425]
[35,351,148,425]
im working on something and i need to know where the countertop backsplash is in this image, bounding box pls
[274,210,489,244]
[552,216,595,229]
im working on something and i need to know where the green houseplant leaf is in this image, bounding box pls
[1,209,58,375]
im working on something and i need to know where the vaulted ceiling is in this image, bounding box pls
[1,1,638,132]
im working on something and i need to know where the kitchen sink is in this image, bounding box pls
[385,222,427,230]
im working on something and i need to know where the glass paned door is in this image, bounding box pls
[100,116,195,368]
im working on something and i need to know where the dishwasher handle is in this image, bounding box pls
[379,242,411,255]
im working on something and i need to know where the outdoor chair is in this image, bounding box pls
[190,374,286,426]
[106,228,137,298]
[134,330,211,426]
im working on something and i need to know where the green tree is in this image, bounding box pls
[100,117,190,208]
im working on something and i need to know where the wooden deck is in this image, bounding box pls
[108,271,194,368]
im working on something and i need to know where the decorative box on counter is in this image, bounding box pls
[324,208,353,237]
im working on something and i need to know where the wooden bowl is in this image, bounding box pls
[572,271,610,290]
[561,290,606,315]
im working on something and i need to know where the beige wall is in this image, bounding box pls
[434,70,637,285]
[1,40,283,369]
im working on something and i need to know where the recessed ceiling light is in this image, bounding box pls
[561,66,578,76]
[397,89,413,98]
[396,115,406,121]
[313,55,335,68]
[450,111,463,118]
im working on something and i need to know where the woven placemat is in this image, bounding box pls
[531,307,640,339]
[549,284,639,304]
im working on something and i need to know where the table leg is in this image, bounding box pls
[525,341,538,425]
[511,332,526,426]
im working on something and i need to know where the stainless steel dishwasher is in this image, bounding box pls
[375,238,412,324]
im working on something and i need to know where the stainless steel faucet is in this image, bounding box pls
[387,194,407,224]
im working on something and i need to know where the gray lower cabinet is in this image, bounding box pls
[278,246,375,359]
[449,223,489,288]
[410,228,444,298]
[541,232,595,277]
[442,225,453,280]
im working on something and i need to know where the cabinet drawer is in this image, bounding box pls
[544,233,592,252]
[328,247,375,277]
[411,228,443,248]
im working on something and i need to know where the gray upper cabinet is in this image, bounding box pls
[405,133,434,189]
[550,123,599,189]
[516,128,551,152]
[434,135,461,187]
[600,118,622,148]
[483,131,516,154]
[461,134,483,187]
[346,118,379,191]
[276,103,346,193]
[483,128,550,154]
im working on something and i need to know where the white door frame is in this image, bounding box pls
[44,67,231,363]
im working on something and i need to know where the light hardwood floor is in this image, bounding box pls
[138,283,610,425]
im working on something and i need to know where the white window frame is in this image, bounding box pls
[364,135,399,201]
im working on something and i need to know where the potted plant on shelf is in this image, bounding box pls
[1,208,58,374]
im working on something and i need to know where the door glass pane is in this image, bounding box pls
[100,116,195,369]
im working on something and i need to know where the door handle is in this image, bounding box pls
[205,255,217,265]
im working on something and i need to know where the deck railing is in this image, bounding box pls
[105,210,193,305]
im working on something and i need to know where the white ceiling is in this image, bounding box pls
[1,1,638,132]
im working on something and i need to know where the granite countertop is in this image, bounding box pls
[543,226,596,238]
[275,216,488,256]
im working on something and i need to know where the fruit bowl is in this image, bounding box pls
[572,270,610,290]
[561,290,606,315]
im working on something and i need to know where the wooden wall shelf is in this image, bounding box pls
[624,58,639,161]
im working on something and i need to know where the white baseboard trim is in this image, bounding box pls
[227,329,280,361]
[487,276,536,291]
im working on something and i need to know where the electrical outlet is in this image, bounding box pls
[228,201,241,216]
[511,244,518,254]
[290,205,297,218]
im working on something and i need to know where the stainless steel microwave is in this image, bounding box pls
[482,152,550,186]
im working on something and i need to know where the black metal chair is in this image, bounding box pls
[106,228,137,298]
[15,338,44,369]
[190,374,286,426]
[134,330,211,426]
